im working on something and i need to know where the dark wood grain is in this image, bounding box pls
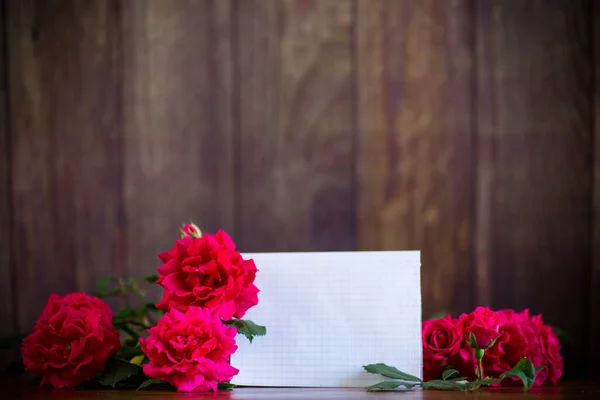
[0,0,14,336]
[7,0,123,331]
[591,0,600,378]
[121,0,235,283]
[236,0,356,252]
[475,0,593,377]
[2,377,599,400]
[356,0,475,319]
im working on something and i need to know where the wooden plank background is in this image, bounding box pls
[0,0,597,378]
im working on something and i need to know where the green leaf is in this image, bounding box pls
[550,325,574,345]
[468,332,479,349]
[428,312,449,320]
[144,275,159,284]
[0,333,27,349]
[114,307,137,321]
[363,363,422,382]
[223,319,266,343]
[448,376,468,382]
[95,276,115,292]
[442,369,459,380]
[98,360,141,388]
[137,379,168,390]
[535,366,546,372]
[421,380,468,391]
[218,382,236,390]
[113,322,140,339]
[500,357,536,391]
[464,378,501,390]
[367,380,416,391]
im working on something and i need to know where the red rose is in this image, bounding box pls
[456,307,502,379]
[140,306,239,392]
[456,307,563,387]
[156,230,259,320]
[529,313,563,385]
[422,316,463,380]
[21,293,121,388]
[468,325,500,349]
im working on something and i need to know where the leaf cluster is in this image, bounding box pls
[364,357,542,392]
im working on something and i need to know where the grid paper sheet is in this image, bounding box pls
[231,251,422,388]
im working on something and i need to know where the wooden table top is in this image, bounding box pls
[3,379,600,399]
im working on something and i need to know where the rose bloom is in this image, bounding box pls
[21,293,121,389]
[422,316,463,380]
[156,229,259,320]
[527,312,563,385]
[140,306,239,392]
[456,306,502,379]
[455,307,563,387]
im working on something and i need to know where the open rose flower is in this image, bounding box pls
[140,306,239,392]
[422,316,463,380]
[156,229,259,320]
[21,293,121,389]
[450,307,563,387]
[528,312,563,385]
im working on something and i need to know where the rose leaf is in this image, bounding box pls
[223,319,266,343]
[442,369,460,380]
[144,275,159,284]
[421,380,469,391]
[98,360,142,388]
[367,380,416,391]
[137,379,170,391]
[363,363,422,382]
[218,382,236,390]
[500,357,536,391]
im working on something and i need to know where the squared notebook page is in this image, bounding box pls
[230,251,422,388]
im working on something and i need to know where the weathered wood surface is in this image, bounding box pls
[0,0,597,378]
[356,0,475,320]
[475,0,594,376]
[236,0,356,252]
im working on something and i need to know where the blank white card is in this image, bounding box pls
[230,251,422,388]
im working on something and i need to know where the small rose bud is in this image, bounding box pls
[467,326,501,350]
[180,222,202,239]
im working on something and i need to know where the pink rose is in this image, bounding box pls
[468,325,500,349]
[529,313,563,385]
[140,306,239,392]
[21,293,121,388]
[456,307,502,379]
[455,307,563,387]
[156,229,259,320]
[422,316,463,380]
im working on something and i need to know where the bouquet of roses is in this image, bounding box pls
[364,306,563,392]
[9,223,265,393]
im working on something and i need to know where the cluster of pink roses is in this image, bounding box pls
[21,225,260,392]
[422,306,563,387]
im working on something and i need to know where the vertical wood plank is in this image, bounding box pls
[0,0,14,336]
[592,0,600,378]
[121,0,235,282]
[356,0,475,318]
[7,0,123,330]
[236,0,356,252]
[476,0,593,377]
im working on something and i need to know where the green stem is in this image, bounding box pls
[474,348,485,380]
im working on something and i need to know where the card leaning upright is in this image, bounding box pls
[231,251,422,388]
